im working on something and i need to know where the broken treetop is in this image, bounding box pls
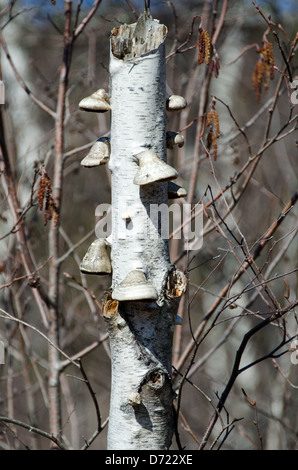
[111,11,167,60]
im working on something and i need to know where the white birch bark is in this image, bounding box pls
[103,12,186,450]
[108,17,169,291]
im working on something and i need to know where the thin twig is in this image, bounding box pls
[272,359,298,389]
[0,257,51,291]
[0,307,80,369]
[174,191,298,374]
[59,338,108,372]
[78,359,101,431]
[0,416,68,450]
[199,300,298,449]
[73,0,102,40]
[125,0,139,19]
[77,359,107,450]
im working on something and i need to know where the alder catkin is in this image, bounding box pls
[206,105,220,160]
[37,177,46,211]
[252,40,274,101]
[198,29,211,65]
[37,169,59,226]
[204,30,211,65]
[206,109,220,138]
[198,30,206,65]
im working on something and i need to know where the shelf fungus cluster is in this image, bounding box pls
[78,17,188,305]
[77,12,193,451]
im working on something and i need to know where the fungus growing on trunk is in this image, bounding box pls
[112,269,158,302]
[133,149,178,186]
[80,238,111,275]
[81,137,110,167]
[168,181,187,199]
[166,131,185,149]
[79,88,111,112]
[166,94,187,111]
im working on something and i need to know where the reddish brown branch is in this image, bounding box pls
[73,0,102,39]
[47,0,72,441]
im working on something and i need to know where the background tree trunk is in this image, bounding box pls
[103,12,186,450]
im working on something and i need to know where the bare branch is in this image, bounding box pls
[73,0,102,40]
[0,416,68,450]
[199,301,298,449]
[0,307,80,369]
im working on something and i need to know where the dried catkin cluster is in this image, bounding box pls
[198,29,211,65]
[252,41,275,101]
[206,106,220,161]
[38,169,59,226]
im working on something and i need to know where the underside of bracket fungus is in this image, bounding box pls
[81,137,111,168]
[80,238,111,275]
[79,88,111,112]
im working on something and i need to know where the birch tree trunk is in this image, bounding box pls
[98,12,186,450]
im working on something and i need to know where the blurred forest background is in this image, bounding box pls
[0,0,297,450]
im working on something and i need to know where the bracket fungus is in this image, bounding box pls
[133,149,178,186]
[166,131,184,149]
[168,181,187,199]
[166,95,187,112]
[79,88,111,113]
[80,238,112,275]
[81,137,111,168]
[76,10,190,451]
[112,270,158,302]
